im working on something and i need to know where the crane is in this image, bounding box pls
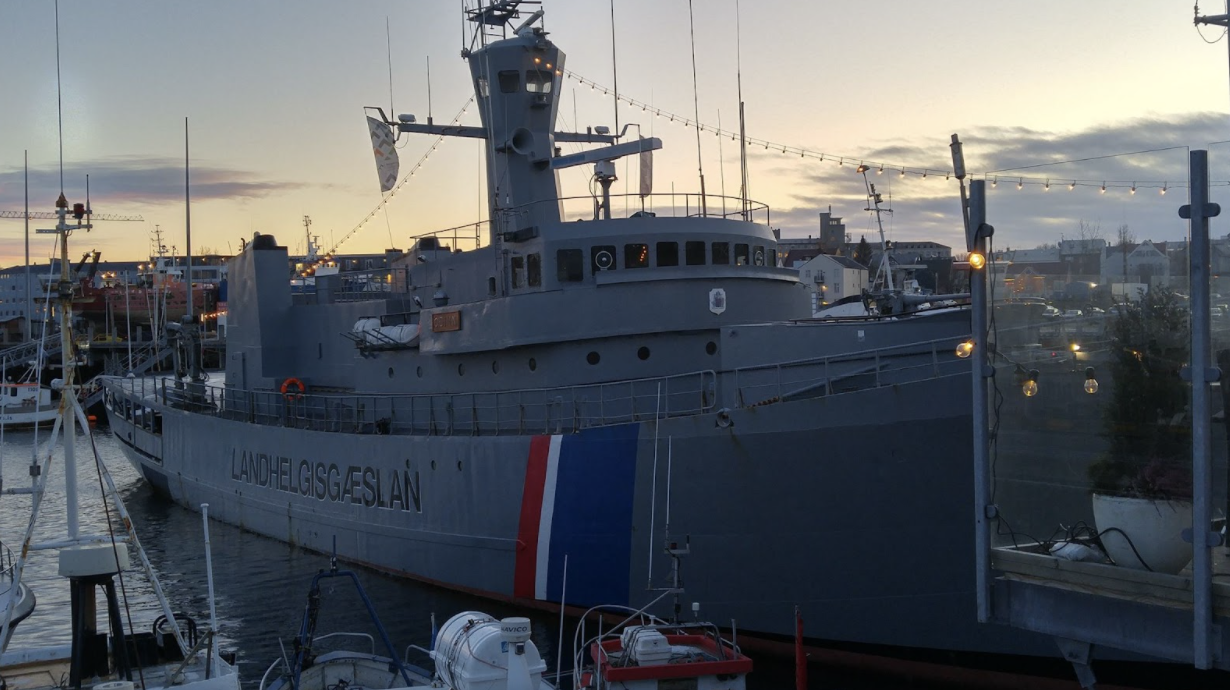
[0,211,143,222]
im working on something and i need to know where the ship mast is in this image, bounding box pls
[858,165,895,292]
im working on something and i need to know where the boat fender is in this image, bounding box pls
[281,377,306,402]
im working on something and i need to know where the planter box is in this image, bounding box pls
[1092,493,1192,574]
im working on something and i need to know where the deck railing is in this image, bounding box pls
[730,335,972,407]
[108,369,717,436]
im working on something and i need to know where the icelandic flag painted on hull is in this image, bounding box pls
[513,424,639,607]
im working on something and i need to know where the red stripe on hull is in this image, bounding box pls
[513,435,551,598]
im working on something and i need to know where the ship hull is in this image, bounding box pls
[103,371,1056,658]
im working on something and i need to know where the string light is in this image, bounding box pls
[991,177,998,188]
[1161,183,1168,195]
[955,341,974,358]
[1022,369,1039,398]
[1084,367,1099,395]
[561,68,1219,193]
[1044,179,1050,191]
[1017,178,1023,190]
[1131,183,1137,194]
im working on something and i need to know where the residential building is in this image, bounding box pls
[798,254,868,307]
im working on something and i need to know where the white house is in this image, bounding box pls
[797,254,868,307]
[1101,240,1170,287]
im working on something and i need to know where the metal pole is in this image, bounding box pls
[185,117,193,322]
[968,180,991,624]
[201,503,219,655]
[1181,149,1220,669]
[24,152,30,343]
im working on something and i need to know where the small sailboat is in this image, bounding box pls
[0,198,240,690]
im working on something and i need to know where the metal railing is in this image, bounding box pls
[507,192,771,226]
[731,336,972,407]
[106,369,717,437]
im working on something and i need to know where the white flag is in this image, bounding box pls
[367,116,399,193]
[639,139,653,198]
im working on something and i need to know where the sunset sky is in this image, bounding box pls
[1,1,1228,266]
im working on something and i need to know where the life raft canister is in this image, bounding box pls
[281,377,306,402]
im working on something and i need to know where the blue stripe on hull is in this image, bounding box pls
[545,424,639,607]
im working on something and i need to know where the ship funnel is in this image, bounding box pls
[508,128,535,156]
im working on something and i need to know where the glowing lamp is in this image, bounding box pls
[955,341,974,359]
[1084,367,1099,394]
[968,252,986,270]
[1022,369,1040,398]
[1070,343,1081,352]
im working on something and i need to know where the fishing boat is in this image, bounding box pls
[259,553,436,690]
[0,382,58,429]
[100,0,1030,664]
[0,198,240,690]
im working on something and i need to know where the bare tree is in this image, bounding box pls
[1077,219,1104,243]
[1117,224,1135,283]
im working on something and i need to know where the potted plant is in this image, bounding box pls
[1087,286,1193,573]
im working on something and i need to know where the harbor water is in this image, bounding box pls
[0,427,807,689]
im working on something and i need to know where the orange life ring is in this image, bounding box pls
[281,377,306,402]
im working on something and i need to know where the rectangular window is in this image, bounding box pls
[511,256,525,288]
[656,242,679,267]
[557,249,584,282]
[712,242,730,265]
[625,243,649,269]
[734,243,750,266]
[525,69,554,93]
[498,70,520,93]
[685,241,706,266]
[527,253,542,287]
[768,249,777,267]
[592,245,617,272]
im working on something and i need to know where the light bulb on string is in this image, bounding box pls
[1017,178,1023,190]
[877,165,884,175]
[992,177,998,188]
[1022,369,1039,398]
[1130,183,1136,195]
[1100,182,1106,194]
[1069,181,1075,191]
[955,340,974,358]
[900,168,905,177]
[1161,183,1168,195]
[1044,179,1050,191]
[1084,367,1099,394]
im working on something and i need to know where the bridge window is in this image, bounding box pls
[656,242,679,267]
[526,70,554,94]
[557,249,584,282]
[498,70,520,93]
[526,253,542,287]
[625,244,649,269]
[734,243,749,266]
[592,245,616,272]
[768,248,778,267]
[685,241,706,265]
[712,242,730,265]
[511,256,525,288]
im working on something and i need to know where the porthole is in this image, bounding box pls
[431,460,437,470]
[416,366,423,378]
[529,358,537,371]
[387,367,395,379]
[492,361,500,374]
[637,346,650,361]
[706,341,718,355]
[457,460,464,471]
[458,363,466,376]
[587,351,601,365]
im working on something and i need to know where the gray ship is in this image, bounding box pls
[102,1,1020,660]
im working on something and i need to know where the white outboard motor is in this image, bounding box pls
[432,612,545,690]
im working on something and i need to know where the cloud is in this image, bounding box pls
[0,156,302,211]
[769,112,1230,250]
